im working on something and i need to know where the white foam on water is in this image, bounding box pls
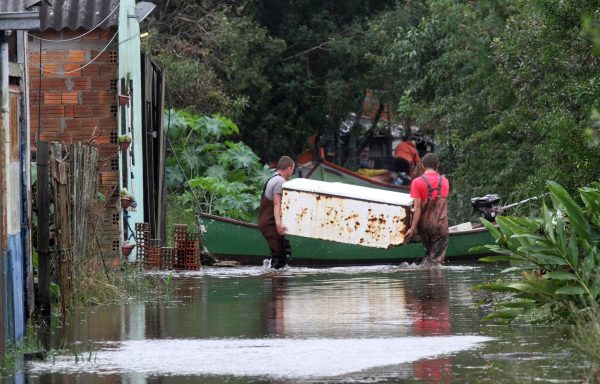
[29,336,491,378]
[148,263,482,279]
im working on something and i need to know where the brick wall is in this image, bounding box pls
[28,28,121,264]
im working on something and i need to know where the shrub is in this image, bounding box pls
[475,181,600,323]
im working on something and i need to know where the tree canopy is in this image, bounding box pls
[146,0,600,222]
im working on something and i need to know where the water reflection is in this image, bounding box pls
[266,276,287,335]
[406,268,452,383]
[19,264,587,383]
[271,274,409,338]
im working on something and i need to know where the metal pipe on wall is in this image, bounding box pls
[0,29,8,359]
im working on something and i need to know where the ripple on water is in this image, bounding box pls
[147,263,484,279]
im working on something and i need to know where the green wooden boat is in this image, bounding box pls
[197,212,494,266]
[303,160,410,193]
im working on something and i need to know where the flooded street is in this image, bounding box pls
[21,263,587,383]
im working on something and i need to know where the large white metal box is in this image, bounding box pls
[281,179,413,248]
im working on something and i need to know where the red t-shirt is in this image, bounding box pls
[410,172,449,201]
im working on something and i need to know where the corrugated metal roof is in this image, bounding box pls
[0,0,40,30]
[39,0,119,31]
[0,0,28,13]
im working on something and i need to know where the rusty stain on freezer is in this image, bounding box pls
[281,179,413,248]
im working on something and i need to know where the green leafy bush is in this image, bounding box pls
[165,109,271,221]
[475,181,600,323]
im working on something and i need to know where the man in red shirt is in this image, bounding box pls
[407,153,449,265]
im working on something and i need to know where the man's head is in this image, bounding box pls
[277,156,295,179]
[421,153,439,170]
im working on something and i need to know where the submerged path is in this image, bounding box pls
[24,264,586,383]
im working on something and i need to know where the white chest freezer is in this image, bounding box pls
[281,179,413,248]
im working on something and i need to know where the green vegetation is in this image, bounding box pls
[164,109,271,221]
[145,0,600,224]
[0,320,44,376]
[475,181,600,376]
[572,303,600,380]
[475,182,600,323]
[74,261,171,306]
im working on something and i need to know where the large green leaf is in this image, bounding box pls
[567,231,579,268]
[478,255,513,262]
[206,165,227,180]
[473,282,524,293]
[548,181,592,245]
[481,309,523,322]
[481,218,501,240]
[200,115,229,139]
[542,203,556,244]
[555,286,585,295]
[511,233,546,242]
[496,301,537,309]
[580,188,600,231]
[521,278,563,298]
[476,245,519,257]
[221,142,260,170]
[543,271,577,281]
[555,216,567,256]
[213,114,239,135]
[527,254,569,266]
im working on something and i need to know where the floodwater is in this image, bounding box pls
[17,263,588,383]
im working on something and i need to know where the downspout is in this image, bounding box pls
[0,30,8,357]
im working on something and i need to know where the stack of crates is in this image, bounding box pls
[146,240,168,270]
[135,223,200,270]
[135,223,152,267]
[159,245,174,270]
[135,223,173,270]
[173,224,201,270]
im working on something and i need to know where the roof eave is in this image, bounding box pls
[0,11,40,30]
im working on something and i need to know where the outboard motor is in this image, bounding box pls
[471,194,502,222]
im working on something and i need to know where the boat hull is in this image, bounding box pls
[197,213,494,265]
[304,160,410,193]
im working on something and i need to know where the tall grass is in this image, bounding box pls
[571,304,600,382]
[74,258,170,306]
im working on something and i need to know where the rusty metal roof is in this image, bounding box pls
[0,0,28,13]
[39,0,119,31]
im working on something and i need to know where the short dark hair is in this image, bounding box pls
[422,153,439,169]
[277,156,295,170]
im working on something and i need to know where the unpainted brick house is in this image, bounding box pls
[28,0,165,265]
